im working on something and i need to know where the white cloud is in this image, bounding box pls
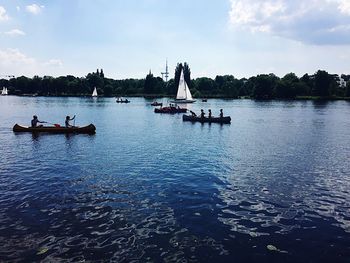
[44,59,63,67]
[0,48,35,66]
[0,6,10,21]
[25,4,44,15]
[4,29,26,36]
[0,48,64,77]
[16,6,20,12]
[229,0,350,45]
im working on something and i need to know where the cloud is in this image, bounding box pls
[0,48,35,68]
[25,4,44,15]
[4,29,26,36]
[229,0,350,45]
[16,6,20,12]
[44,59,63,67]
[0,6,10,21]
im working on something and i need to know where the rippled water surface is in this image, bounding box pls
[0,96,350,262]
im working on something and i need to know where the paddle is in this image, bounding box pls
[43,121,61,127]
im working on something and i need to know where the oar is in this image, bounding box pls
[43,121,61,127]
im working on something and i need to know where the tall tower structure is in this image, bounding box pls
[161,59,169,82]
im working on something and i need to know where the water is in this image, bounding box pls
[0,96,350,262]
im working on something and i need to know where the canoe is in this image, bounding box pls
[151,102,162,106]
[182,115,231,124]
[116,100,130,103]
[13,124,96,134]
[154,107,187,114]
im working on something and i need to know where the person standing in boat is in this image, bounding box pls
[200,109,205,118]
[208,109,212,118]
[219,109,223,118]
[65,115,76,128]
[31,115,45,127]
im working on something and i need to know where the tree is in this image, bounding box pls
[252,74,278,99]
[314,70,331,96]
[275,73,299,98]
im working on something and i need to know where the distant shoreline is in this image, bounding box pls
[5,94,350,101]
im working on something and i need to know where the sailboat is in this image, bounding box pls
[92,87,98,97]
[171,69,196,103]
[1,87,8,95]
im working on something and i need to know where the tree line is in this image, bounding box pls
[1,64,350,99]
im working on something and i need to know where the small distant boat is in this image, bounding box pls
[202,99,207,102]
[1,87,8,95]
[92,87,98,97]
[151,101,162,106]
[182,115,231,124]
[116,98,130,103]
[170,69,196,103]
[13,124,96,134]
[154,105,187,114]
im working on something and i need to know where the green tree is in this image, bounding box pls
[252,74,278,99]
[314,70,331,96]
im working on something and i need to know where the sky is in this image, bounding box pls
[0,0,350,79]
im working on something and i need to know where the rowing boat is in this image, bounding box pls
[154,107,187,114]
[182,115,231,124]
[13,124,96,134]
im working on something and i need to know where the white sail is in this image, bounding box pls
[1,87,8,95]
[176,70,187,100]
[92,87,98,97]
[173,69,195,103]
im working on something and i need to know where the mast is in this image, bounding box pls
[161,59,169,82]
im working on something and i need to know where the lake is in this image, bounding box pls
[0,96,350,262]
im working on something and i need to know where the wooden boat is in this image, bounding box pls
[182,115,231,124]
[154,106,187,114]
[151,101,162,106]
[13,124,96,134]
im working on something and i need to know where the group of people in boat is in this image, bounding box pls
[31,115,76,128]
[189,109,224,118]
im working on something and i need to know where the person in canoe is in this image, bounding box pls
[200,109,205,118]
[31,115,45,127]
[208,109,212,118]
[219,109,223,118]
[190,110,197,117]
[65,115,76,128]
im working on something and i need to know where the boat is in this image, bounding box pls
[13,124,96,134]
[182,115,231,124]
[116,98,130,103]
[92,87,98,97]
[202,99,207,102]
[151,101,162,106]
[154,105,187,114]
[170,69,196,103]
[1,87,8,95]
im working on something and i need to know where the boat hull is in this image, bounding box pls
[170,99,196,103]
[182,115,231,124]
[13,124,96,134]
[151,102,162,106]
[154,107,187,114]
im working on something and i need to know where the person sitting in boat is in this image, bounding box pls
[190,110,197,117]
[219,109,223,118]
[208,109,212,118]
[200,109,205,118]
[65,115,76,128]
[31,115,45,127]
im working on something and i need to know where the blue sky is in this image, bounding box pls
[0,0,350,79]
